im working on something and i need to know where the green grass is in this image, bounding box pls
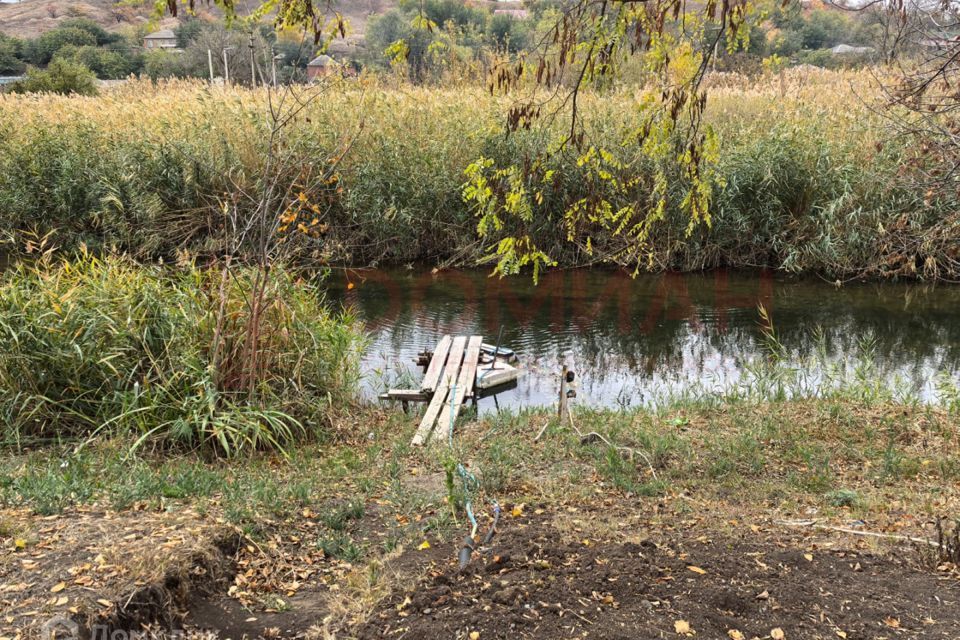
[2,396,957,536]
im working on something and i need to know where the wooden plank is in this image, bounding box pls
[412,336,466,446]
[380,389,430,402]
[433,336,483,443]
[420,335,452,393]
[461,336,483,399]
[476,361,520,389]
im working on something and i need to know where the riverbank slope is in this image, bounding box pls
[3,399,959,638]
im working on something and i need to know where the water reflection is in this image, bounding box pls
[326,268,960,411]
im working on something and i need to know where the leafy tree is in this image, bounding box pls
[0,33,25,75]
[54,45,138,79]
[57,18,122,47]
[158,0,755,274]
[488,14,531,53]
[406,0,488,31]
[799,10,849,50]
[10,58,98,96]
[142,49,191,80]
[365,9,433,76]
[175,18,206,48]
[22,27,97,66]
[767,28,804,57]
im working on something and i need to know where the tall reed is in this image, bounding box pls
[0,70,949,279]
[0,256,363,454]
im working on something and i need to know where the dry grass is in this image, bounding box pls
[2,69,937,277]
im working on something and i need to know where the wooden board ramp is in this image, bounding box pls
[410,335,483,446]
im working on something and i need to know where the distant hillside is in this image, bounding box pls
[0,0,157,38]
[0,0,394,40]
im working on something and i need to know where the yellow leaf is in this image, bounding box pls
[347,282,355,290]
[50,582,66,593]
[511,504,524,517]
[96,599,113,607]
[728,631,744,640]
[14,539,26,550]
[469,633,480,640]
[883,617,900,628]
[687,565,707,575]
[55,596,68,606]
[674,619,693,635]
[836,631,847,639]
[418,541,431,550]
[771,628,785,640]
[803,553,813,562]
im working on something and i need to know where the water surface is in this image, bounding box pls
[326,269,960,412]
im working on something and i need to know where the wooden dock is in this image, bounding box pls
[410,335,482,445]
[379,334,521,446]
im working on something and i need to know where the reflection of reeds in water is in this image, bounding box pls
[337,269,960,411]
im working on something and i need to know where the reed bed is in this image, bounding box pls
[0,70,951,279]
[0,256,363,453]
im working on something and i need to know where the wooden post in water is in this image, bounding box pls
[558,364,568,419]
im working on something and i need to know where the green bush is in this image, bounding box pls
[10,59,98,96]
[0,34,25,76]
[0,257,363,454]
[54,45,136,79]
[21,27,98,66]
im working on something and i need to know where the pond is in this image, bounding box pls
[326,268,960,412]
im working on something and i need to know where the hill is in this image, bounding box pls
[0,0,392,40]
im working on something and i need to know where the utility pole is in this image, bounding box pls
[249,32,257,88]
[223,47,233,86]
[207,49,214,83]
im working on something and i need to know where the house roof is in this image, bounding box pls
[307,54,334,67]
[144,29,177,40]
[493,9,529,18]
[830,44,873,54]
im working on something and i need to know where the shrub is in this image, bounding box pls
[10,59,98,96]
[0,34,25,75]
[21,27,97,66]
[54,45,135,79]
[0,257,363,454]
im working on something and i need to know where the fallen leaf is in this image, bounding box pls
[96,599,113,607]
[50,582,66,593]
[728,630,745,640]
[418,541,431,550]
[674,619,693,635]
[13,539,26,550]
[511,504,524,517]
[687,565,707,575]
[469,633,480,640]
[55,596,68,606]
[803,553,813,562]
[836,631,847,639]
[771,628,785,640]
[883,617,900,628]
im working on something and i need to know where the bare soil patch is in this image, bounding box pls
[358,511,960,640]
[4,504,959,640]
[0,506,233,639]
